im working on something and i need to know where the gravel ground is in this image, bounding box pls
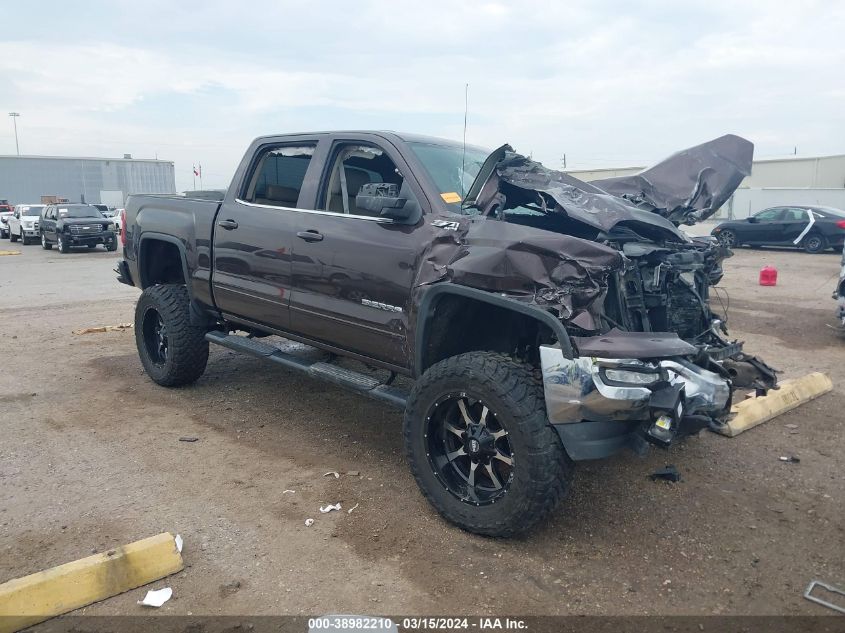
[0,241,843,619]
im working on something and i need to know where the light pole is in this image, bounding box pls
[8,112,20,155]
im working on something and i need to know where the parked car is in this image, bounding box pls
[99,206,123,233]
[711,205,845,253]
[117,132,776,536]
[39,203,117,253]
[8,204,45,244]
[0,199,14,238]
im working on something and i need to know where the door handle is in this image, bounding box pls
[296,230,323,242]
[218,219,239,230]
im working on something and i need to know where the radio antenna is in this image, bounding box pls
[461,83,469,198]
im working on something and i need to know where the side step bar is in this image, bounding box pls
[205,331,408,409]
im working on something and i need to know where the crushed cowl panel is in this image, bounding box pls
[590,134,753,225]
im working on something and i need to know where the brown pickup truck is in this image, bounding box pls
[117,131,776,536]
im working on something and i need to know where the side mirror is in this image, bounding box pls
[747,216,758,223]
[355,183,419,223]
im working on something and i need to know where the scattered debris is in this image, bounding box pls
[320,503,342,513]
[785,424,799,429]
[347,471,360,477]
[804,579,845,614]
[0,250,21,256]
[304,518,315,527]
[72,323,133,335]
[138,587,173,608]
[178,436,199,443]
[650,465,681,483]
[779,455,800,463]
[282,489,295,494]
[347,503,359,514]
[219,580,242,598]
[323,471,340,479]
[174,534,183,553]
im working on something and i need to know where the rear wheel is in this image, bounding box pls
[802,232,826,254]
[41,233,52,250]
[404,351,573,537]
[135,284,209,387]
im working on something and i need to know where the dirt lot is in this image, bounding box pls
[1,241,843,618]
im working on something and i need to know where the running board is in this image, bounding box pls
[205,331,408,409]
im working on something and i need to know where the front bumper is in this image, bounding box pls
[65,230,116,246]
[21,226,39,237]
[540,345,731,460]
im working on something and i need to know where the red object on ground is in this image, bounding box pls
[759,265,778,286]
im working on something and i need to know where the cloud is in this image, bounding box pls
[1,0,843,190]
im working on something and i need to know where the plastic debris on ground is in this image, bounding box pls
[138,587,173,607]
[304,518,315,527]
[323,471,340,479]
[650,465,681,482]
[282,489,295,494]
[779,455,800,463]
[804,580,845,614]
[174,534,183,553]
[320,503,342,513]
[347,503,359,514]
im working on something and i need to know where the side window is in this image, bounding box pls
[318,143,418,217]
[754,208,782,221]
[783,208,806,221]
[243,144,316,208]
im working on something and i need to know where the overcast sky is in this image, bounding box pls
[2,0,844,191]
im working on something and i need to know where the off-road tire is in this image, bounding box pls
[802,232,826,254]
[135,284,209,387]
[41,233,52,250]
[404,351,573,537]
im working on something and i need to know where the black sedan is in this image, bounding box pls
[711,205,845,253]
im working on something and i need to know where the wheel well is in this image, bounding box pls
[420,294,555,374]
[140,239,186,287]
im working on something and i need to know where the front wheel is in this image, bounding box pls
[717,229,737,248]
[404,352,573,537]
[9,231,17,243]
[135,284,209,387]
[41,233,52,250]
[802,233,826,254]
[57,234,69,253]
[20,232,29,246]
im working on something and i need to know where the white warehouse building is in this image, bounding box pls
[567,153,845,219]
[0,154,176,208]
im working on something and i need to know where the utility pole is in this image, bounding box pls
[8,112,20,155]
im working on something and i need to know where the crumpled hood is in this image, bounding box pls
[590,134,753,225]
[469,134,753,236]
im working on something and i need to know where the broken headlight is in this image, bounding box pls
[598,364,665,387]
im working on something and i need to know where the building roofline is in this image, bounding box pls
[0,154,173,164]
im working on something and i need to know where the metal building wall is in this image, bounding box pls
[0,156,176,206]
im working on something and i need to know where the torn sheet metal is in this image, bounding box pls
[591,135,753,225]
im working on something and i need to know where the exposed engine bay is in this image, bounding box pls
[450,134,778,442]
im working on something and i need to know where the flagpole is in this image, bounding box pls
[192,165,196,190]
[199,163,203,190]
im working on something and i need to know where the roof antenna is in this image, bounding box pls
[461,82,469,198]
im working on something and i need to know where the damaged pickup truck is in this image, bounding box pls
[117,131,777,536]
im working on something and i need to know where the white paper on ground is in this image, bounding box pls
[138,587,173,607]
[319,503,342,513]
[174,534,183,553]
[323,471,340,479]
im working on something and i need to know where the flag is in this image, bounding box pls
[193,165,199,177]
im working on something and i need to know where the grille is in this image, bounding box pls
[69,224,102,235]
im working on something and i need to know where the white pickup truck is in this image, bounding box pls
[7,204,45,245]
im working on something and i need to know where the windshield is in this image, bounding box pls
[59,206,104,218]
[20,206,44,216]
[408,141,490,209]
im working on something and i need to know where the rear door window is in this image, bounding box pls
[243,145,316,208]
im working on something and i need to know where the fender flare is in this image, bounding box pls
[413,283,574,377]
[137,232,192,299]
